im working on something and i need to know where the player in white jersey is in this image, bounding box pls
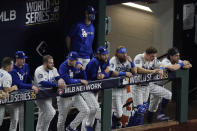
[127,47,169,126]
[109,46,137,129]
[34,55,66,131]
[0,57,18,131]
[147,48,192,123]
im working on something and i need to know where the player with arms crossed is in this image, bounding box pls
[34,55,66,131]
[146,48,192,123]
[0,57,18,131]
[109,46,137,129]
[58,51,89,131]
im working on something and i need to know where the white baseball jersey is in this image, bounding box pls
[0,69,12,88]
[34,65,59,89]
[162,58,182,68]
[109,56,131,72]
[134,53,161,69]
[109,56,132,119]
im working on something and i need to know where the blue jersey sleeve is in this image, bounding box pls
[86,61,98,80]
[68,24,78,38]
[0,86,3,90]
[39,81,58,88]
[10,71,32,89]
[59,63,81,84]
[24,64,32,84]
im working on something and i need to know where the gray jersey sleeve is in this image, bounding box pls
[162,58,172,68]
[109,57,117,71]
[134,54,143,68]
[2,74,12,87]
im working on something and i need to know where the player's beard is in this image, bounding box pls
[118,57,126,63]
[47,65,53,70]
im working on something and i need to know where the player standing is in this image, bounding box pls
[147,48,192,123]
[0,57,18,131]
[109,46,137,129]
[58,51,89,131]
[66,6,96,67]
[10,51,39,131]
[34,55,66,131]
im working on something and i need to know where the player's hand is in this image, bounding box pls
[1,91,9,99]
[182,60,189,65]
[12,85,18,91]
[76,63,85,71]
[126,56,132,63]
[32,86,39,94]
[154,69,163,75]
[81,80,88,86]
[97,73,105,80]
[126,72,132,77]
[57,79,67,89]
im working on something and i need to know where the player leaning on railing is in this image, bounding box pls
[109,46,137,129]
[146,48,192,124]
[34,55,66,131]
[127,47,171,127]
[83,46,111,131]
[58,51,89,131]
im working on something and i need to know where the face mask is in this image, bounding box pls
[88,14,95,21]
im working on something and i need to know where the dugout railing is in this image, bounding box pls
[0,69,190,131]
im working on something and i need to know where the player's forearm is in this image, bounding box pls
[66,36,71,52]
[3,87,15,93]
[131,67,137,74]
[183,64,192,69]
[39,81,57,88]
[137,67,155,74]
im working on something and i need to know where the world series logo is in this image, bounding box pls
[25,0,59,25]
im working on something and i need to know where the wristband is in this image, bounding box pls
[118,72,126,76]
[179,62,184,68]
[131,61,135,68]
[160,67,165,70]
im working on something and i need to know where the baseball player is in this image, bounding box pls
[9,51,39,131]
[109,46,137,129]
[66,5,96,67]
[0,57,18,131]
[83,46,111,131]
[127,47,171,126]
[58,51,89,131]
[146,48,192,123]
[34,55,66,131]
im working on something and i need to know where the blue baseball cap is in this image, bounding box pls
[117,48,127,54]
[86,6,96,14]
[15,51,28,59]
[97,46,109,55]
[68,51,78,61]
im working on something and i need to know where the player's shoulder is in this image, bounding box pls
[52,67,58,72]
[134,53,144,59]
[0,69,11,79]
[35,65,44,73]
[162,58,170,63]
[60,59,68,68]
[110,56,116,62]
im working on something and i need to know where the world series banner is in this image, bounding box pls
[0,0,66,73]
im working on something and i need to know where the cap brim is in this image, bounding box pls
[68,56,77,61]
[101,51,109,55]
[16,56,28,59]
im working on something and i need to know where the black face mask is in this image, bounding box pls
[88,14,95,21]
